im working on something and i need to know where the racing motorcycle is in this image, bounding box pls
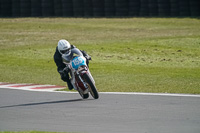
[62,48,99,99]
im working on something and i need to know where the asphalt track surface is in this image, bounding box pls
[0,88,200,133]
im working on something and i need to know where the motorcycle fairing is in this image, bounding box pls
[71,56,87,70]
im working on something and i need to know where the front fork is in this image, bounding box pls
[77,71,88,89]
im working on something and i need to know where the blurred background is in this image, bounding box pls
[0,0,199,18]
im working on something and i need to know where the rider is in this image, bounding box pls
[53,39,91,90]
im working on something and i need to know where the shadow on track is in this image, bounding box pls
[0,98,93,108]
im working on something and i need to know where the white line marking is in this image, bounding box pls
[100,92,200,98]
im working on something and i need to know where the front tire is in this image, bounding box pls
[78,91,89,99]
[83,73,99,99]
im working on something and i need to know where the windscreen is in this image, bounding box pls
[62,48,83,64]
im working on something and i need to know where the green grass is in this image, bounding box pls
[0,18,200,94]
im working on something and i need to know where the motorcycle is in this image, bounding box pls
[62,48,99,99]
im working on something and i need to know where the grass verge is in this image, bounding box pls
[0,18,200,94]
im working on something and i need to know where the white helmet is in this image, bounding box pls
[58,39,71,56]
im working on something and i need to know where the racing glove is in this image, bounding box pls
[81,50,92,60]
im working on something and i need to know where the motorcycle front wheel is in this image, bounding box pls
[78,91,89,99]
[83,73,99,99]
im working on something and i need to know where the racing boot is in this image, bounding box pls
[67,81,73,90]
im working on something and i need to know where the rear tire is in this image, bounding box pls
[83,73,99,99]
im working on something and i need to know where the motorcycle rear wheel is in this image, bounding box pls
[83,73,99,99]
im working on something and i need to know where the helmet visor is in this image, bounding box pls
[60,49,71,55]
